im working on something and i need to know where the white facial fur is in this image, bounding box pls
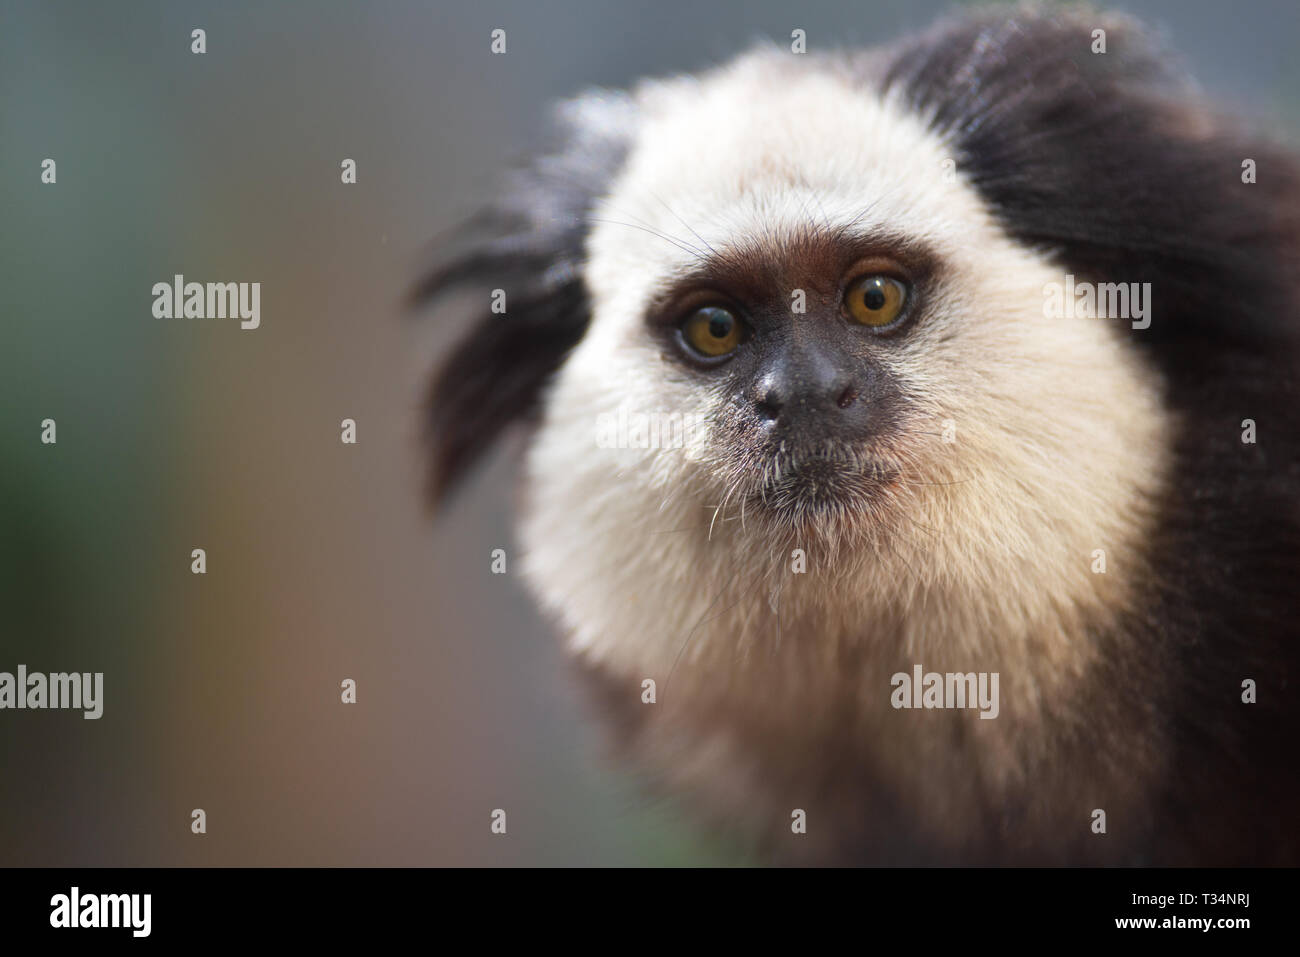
[517,49,1172,839]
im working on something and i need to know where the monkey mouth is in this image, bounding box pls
[750,452,901,517]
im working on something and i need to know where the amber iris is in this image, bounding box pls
[845,275,907,327]
[681,306,743,357]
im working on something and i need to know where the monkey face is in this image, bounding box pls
[535,53,1167,562]
[422,38,1177,670]
[640,231,924,528]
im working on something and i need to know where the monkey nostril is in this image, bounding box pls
[755,393,783,421]
[836,386,858,409]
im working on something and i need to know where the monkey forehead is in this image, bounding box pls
[584,51,1003,309]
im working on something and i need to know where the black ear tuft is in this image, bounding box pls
[412,94,638,508]
[880,5,1300,352]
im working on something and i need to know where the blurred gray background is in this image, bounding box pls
[1,0,1296,865]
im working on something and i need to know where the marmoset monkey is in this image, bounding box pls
[415,5,1300,864]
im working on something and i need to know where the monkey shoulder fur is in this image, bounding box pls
[415,5,1300,865]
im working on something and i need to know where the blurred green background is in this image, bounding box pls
[1,0,1296,865]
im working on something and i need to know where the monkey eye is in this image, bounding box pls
[844,275,908,328]
[679,305,743,360]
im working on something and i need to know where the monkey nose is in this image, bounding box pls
[756,382,859,420]
[752,354,878,442]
